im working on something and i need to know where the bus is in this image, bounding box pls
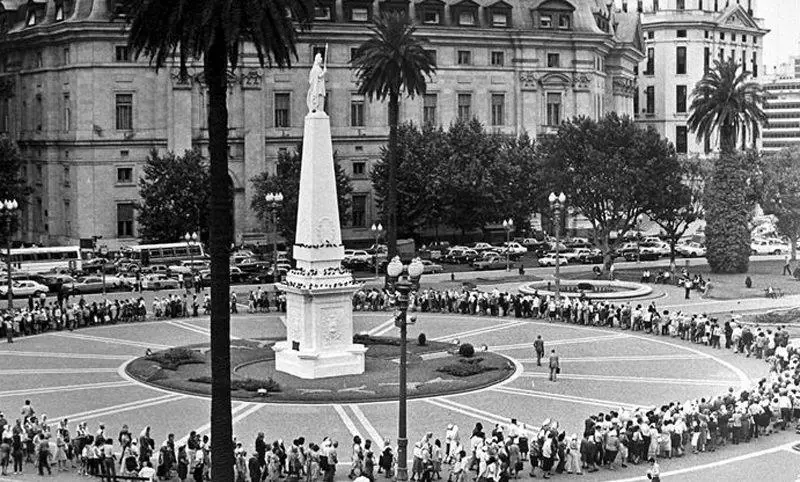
[0,246,83,274]
[125,242,206,266]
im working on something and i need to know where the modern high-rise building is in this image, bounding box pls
[761,77,800,153]
[0,0,642,248]
[614,0,768,157]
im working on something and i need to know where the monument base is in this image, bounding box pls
[273,341,367,379]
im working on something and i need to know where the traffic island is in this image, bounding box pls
[126,336,515,404]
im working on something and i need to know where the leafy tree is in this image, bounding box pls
[761,146,800,261]
[127,0,314,478]
[251,144,352,246]
[371,123,449,238]
[351,13,435,258]
[136,149,210,244]
[0,136,30,236]
[495,132,539,233]
[537,114,678,269]
[646,156,708,264]
[704,151,758,273]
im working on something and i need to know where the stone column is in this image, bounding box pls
[242,70,265,234]
[167,71,193,154]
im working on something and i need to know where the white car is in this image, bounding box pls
[499,242,528,255]
[343,250,372,264]
[168,260,210,274]
[558,247,581,263]
[537,252,569,267]
[640,241,670,257]
[0,280,49,297]
[420,260,444,274]
[677,242,706,257]
[472,242,497,252]
[751,239,790,255]
[141,274,181,290]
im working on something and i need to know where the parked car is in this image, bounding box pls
[639,241,670,257]
[472,256,515,271]
[142,265,170,275]
[420,260,444,274]
[443,248,479,264]
[63,276,107,295]
[677,242,706,258]
[558,247,582,263]
[751,238,790,255]
[565,239,594,250]
[343,250,373,269]
[577,248,604,264]
[498,242,528,255]
[537,252,568,267]
[82,257,116,274]
[141,274,181,290]
[28,274,74,294]
[168,259,210,275]
[0,280,50,298]
[472,242,497,253]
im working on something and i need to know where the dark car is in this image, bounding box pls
[577,249,604,264]
[443,248,480,264]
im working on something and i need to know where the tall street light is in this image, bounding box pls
[385,256,424,482]
[185,231,198,289]
[370,222,383,278]
[502,218,514,272]
[0,199,19,313]
[264,192,283,282]
[548,192,566,303]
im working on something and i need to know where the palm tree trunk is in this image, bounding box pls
[206,27,235,482]
[720,123,736,155]
[387,92,400,259]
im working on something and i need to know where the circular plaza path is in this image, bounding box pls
[1,309,799,481]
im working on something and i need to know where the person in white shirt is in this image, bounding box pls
[138,460,156,481]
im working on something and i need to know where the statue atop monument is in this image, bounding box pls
[307,53,327,113]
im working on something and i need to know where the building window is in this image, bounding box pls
[653,0,659,11]
[55,4,64,21]
[423,93,437,125]
[36,51,43,68]
[539,14,552,28]
[742,35,747,43]
[423,9,440,24]
[424,49,437,66]
[34,94,43,131]
[676,0,685,10]
[491,51,504,66]
[633,88,639,115]
[63,165,70,187]
[63,93,71,131]
[676,126,688,154]
[62,48,70,65]
[0,98,8,132]
[645,48,654,75]
[699,0,703,9]
[312,45,327,62]
[350,95,365,127]
[645,86,655,114]
[546,93,561,126]
[752,52,758,77]
[352,161,366,178]
[117,203,135,237]
[458,10,475,25]
[491,11,508,27]
[704,47,710,72]
[547,53,560,68]
[705,30,710,39]
[314,5,332,20]
[720,32,725,41]
[351,194,367,227]
[731,33,736,42]
[719,48,724,60]
[457,50,472,65]
[27,11,36,26]
[350,7,369,21]
[350,48,360,62]
[491,94,505,126]
[457,93,472,120]
[677,29,687,38]
[115,93,133,130]
[64,200,71,235]
[676,85,687,113]
[117,167,133,184]
[676,47,687,74]
[115,46,130,62]
[558,14,570,29]
[274,93,290,127]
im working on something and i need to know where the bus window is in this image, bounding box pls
[174,247,188,257]
[190,246,203,256]
[66,251,78,259]
[161,248,175,258]
[21,253,35,262]
[146,248,161,261]
[50,251,64,260]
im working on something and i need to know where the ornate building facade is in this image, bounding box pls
[0,0,642,248]
[617,0,767,157]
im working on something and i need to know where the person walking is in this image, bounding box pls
[534,336,545,367]
[548,350,560,382]
[783,255,792,276]
[683,278,692,300]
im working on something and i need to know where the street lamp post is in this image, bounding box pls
[548,192,566,302]
[502,218,514,272]
[370,223,383,278]
[265,193,284,282]
[0,200,18,313]
[184,231,198,289]
[385,256,424,482]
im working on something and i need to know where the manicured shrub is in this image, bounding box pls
[189,376,281,393]
[436,358,497,377]
[146,347,205,370]
[417,333,427,346]
[353,334,401,346]
[458,343,475,358]
[745,276,752,288]
[577,282,593,291]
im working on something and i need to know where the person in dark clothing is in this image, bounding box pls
[37,435,51,476]
[534,336,545,367]
[248,453,262,482]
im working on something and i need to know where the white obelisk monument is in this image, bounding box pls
[273,53,366,379]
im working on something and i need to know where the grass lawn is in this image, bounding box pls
[127,337,515,403]
[562,259,800,301]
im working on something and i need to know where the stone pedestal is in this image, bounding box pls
[274,111,365,379]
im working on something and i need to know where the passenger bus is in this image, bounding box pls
[0,246,83,274]
[124,242,206,266]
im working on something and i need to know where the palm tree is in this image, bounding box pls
[688,58,766,153]
[126,1,312,480]
[351,13,435,258]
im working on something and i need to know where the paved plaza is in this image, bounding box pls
[1,295,800,481]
